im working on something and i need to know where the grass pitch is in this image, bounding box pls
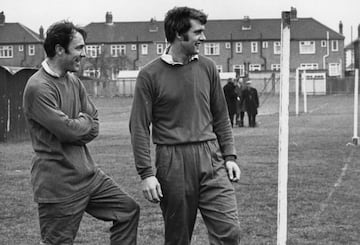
[1,94,360,244]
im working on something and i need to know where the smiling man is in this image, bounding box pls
[130,7,241,245]
[23,21,139,245]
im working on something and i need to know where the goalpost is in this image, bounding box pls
[277,10,291,245]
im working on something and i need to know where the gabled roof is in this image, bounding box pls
[84,17,344,44]
[0,23,43,44]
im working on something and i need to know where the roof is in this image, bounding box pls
[0,23,43,44]
[84,17,344,44]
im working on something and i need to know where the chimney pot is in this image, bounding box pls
[0,11,5,25]
[105,12,113,25]
[339,21,343,35]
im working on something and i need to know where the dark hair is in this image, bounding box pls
[164,7,207,43]
[43,20,87,58]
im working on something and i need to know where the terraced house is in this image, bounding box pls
[0,12,45,69]
[82,8,345,80]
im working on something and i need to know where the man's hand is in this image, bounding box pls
[225,161,241,182]
[142,176,163,203]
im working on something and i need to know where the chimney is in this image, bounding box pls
[39,26,44,39]
[0,11,5,25]
[290,7,297,20]
[105,12,113,25]
[242,16,251,30]
[358,24,360,39]
[149,17,158,32]
[339,21,343,35]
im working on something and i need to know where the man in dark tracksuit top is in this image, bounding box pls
[129,7,241,245]
[23,21,139,245]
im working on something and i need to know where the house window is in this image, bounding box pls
[274,41,281,54]
[262,41,268,49]
[86,45,101,58]
[321,40,327,47]
[111,45,126,56]
[233,64,245,77]
[329,63,341,76]
[271,64,281,71]
[249,64,261,71]
[19,45,24,52]
[141,44,148,55]
[225,42,231,49]
[28,45,35,56]
[331,40,338,51]
[216,65,223,73]
[131,44,137,51]
[0,45,13,58]
[299,41,315,54]
[300,63,319,70]
[83,68,100,78]
[235,42,242,53]
[156,43,164,54]
[251,42,258,53]
[204,43,220,55]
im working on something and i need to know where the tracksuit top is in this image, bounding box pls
[129,55,236,180]
[23,66,102,203]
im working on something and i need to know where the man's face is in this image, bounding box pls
[63,31,86,73]
[180,19,206,56]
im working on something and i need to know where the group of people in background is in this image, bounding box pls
[223,77,259,128]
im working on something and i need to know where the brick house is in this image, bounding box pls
[0,12,45,68]
[83,8,345,80]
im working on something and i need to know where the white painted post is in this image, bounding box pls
[353,69,359,145]
[303,70,308,113]
[277,11,291,245]
[295,68,299,116]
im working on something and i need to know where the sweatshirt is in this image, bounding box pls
[129,55,236,179]
[23,66,103,203]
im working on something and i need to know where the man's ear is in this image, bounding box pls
[176,32,183,41]
[55,44,65,56]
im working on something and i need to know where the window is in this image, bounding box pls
[28,45,35,56]
[262,41,268,49]
[0,45,13,58]
[156,43,164,54]
[19,45,24,52]
[204,43,220,55]
[329,63,341,76]
[225,42,231,49]
[233,64,245,77]
[321,40,327,47]
[271,64,281,71]
[83,68,100,78]
[111,45,126,56]
[235,42,242,53]
[216,65,223,73]
[299,41,315,54]
[131,44,137,51]
[86,45,101,58]
[251,42,258,53]
[141,44,148,55]
[249,64,261,71]
[274,41,281,54]
[331,40,338,51]
[300,63,319,70]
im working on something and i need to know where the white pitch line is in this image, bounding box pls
[308,103,329,113]
[316,147,354,217]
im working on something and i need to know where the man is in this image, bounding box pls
[223,78,238,127]
[130,7,241,245]
[23,21,139,245]
[239,80,259,127]
[235,79,246,127]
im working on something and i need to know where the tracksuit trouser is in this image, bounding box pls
[38,175,140,245]
[155,140,240,245]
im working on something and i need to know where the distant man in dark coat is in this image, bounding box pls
[234,79,246,127]
[239,80,259,127]
[223,78,238,127]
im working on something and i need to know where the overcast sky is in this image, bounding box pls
[2,0,360,44]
